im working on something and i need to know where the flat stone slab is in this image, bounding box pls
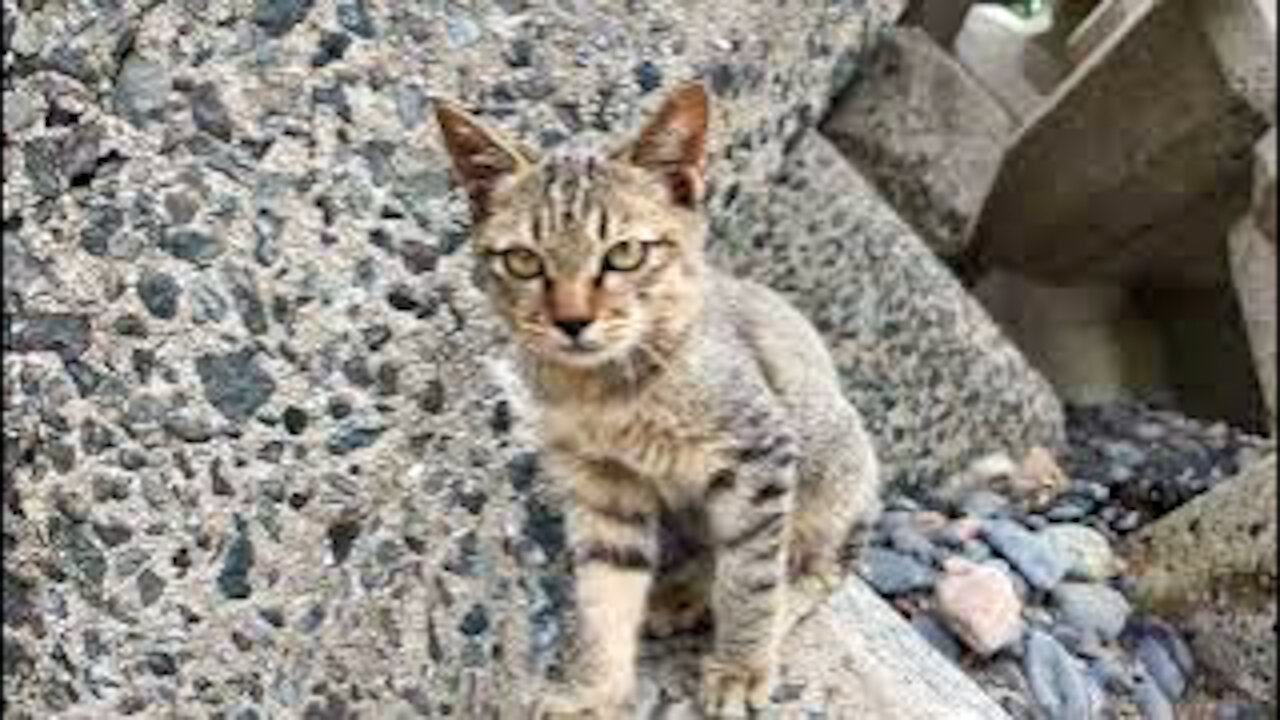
[1124,453,1278,703]
[824,26,1015,256]
[633,578,1012,718]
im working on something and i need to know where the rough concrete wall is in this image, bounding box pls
[1,1,911,716]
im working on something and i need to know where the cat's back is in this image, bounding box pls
[703,269,846,404]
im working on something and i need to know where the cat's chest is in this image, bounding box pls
[540,395,726,497]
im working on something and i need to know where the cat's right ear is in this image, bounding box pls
[434,100,534,220]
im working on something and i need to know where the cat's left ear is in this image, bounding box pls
[434,100,536,220]
[627,82,708,209]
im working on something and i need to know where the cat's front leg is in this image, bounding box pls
[537,455,659,719]
[701,420,800,717]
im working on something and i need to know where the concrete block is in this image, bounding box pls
[1196,0,1277,124]
[1229,216,1277,433]
[901,0,976,48]
[1254,128,1276,243]
[1125,453,1278,703]
[637,577,1012,718]
[973,270,1171,406]
[972,0,1270,286]
[823,27,1016,257]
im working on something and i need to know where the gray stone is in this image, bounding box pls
[113,56,170,126]
[1024,629,1091,720]
[189,280,229,325]
[912,613,963,662]
[217,517,254,600]
[1039,524,1121,582]
[856,547,938,595]
[160,229,224,264]
[136,270,181,320]
[1051,582,1131,642]
[1127,620,1194,702]
[337,0,376,38]
[4,313,92,360]
[254,0,316,38]
[982,519,1067,591]
[194,348,277,423]
[823,26,1015,256]
[190,82,235,141]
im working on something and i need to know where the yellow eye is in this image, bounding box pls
[501,248,544,279]
[604,241,647,272]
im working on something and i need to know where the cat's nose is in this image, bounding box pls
[555,319,593,339]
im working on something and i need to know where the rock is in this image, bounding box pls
[911,613,963,662]
[1124,453,1275,702]
[113,55,170,126]
[1132,668,1175,720]
[1015,446,1072,510]
[888,524,941,563]
[983,519,1068,591]
[935,558,1024,656]
[4,313,91,360]
[190,82,235,141]
[961,489,1011,518]
[160,230,224,264]
[195,348,277,423]
[1126,619,1193,702]
[218,517,254,600]
[137,270,181,320]
[711,130,1065,494]
[822,26,1015,256]
[1024,629,1092,720]
[254,0,316,38]
[1040,524,1121,582]
[856,547,937,595]
[337,0,375,38]
[1051,582,1131,642]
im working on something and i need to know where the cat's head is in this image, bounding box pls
[435,83,709,369]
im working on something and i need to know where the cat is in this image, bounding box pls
[435,82,881,718]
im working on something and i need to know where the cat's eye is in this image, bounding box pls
[604,241,648,272]
[501,248,544,279]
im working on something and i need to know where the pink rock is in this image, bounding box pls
[935,561,1024,657]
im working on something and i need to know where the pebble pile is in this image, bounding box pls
[858,400,1274,719]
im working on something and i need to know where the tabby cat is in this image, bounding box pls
[435,82,881,718]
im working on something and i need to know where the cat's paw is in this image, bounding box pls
[783,567,839,630]
[533,687,626,720]
[700,657,771,718]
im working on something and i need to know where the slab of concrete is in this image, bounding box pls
[635,577,1013,718]
[824,26,1016,257]
[972,0,1270,287]
[1124,453,1278,704]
